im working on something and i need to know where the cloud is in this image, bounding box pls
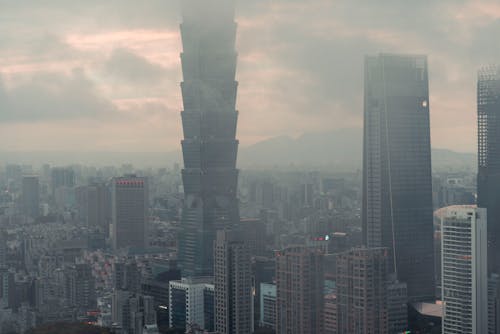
[0,69,118,122]
[0,0,498,152]
[103,48,169,83]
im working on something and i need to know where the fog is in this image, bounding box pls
[1,0,498,155]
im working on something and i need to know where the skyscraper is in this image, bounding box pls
[169,278,214,332]
[64,263,97,313]
[214,231,252,334]
[477,65,500,274]
[177,0,241,277]
[362,54,435,301]
[441,206,488,334]
[336,248,388,334]
[487,273,500,334]
[50,167,75,196]
[259,283,276,330]
[79,182,110,232]
[387,277,408,334]
[111,176,148,250]
[112,291,156,334]
[275,246,324,334]
[22,176,39,219]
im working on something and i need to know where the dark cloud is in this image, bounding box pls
[104,48,169,83]
[0,70,118,122]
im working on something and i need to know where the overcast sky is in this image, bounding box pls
[0,0,499,153]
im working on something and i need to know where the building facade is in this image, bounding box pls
[79,182,110,232]
[111,176,148,250]
[112,291,156,334]
[387,278,408,333]
[177,0,241,277]
[22,176,39,219]
[488,273,500,334]
[214,231,252,334]
[168,278,213,332]
[50,167,75,197]
[259,283,276,329]
[336,248,388,334]
[441,206,488,334]
[362,54,435,301]
[324,293,337,334]
[275,246,324,334]
[64,263,96,313]
[477,65,500,274]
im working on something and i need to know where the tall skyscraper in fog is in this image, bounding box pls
[178,0,240,277]
[477,65,500,274]
[276,246,324,334]
[214,231,252,334]
[362,54,435,301]
[111,176,148,250]
[441,206,488,334]
[22,176,39,219]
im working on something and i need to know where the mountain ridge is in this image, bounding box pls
[0,129,476,170]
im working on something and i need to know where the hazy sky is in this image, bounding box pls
[0,0,499,153]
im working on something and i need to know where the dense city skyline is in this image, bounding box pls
[1,1,500,153]
[0,1,499,333]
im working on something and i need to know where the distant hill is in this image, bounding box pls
[239,128,362,169]
[0,129,476,171]
[431,148,476,172]
[238,129,476,171]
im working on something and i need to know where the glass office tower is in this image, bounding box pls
[362,54,435,301]
[477,65,500,274]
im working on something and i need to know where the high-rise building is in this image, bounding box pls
[112,291,156,334]
[441,206,488,334]
[253,256,275,329]
[336,248,388,334]
[203,284,215,333]
[324,293,337,334]
[275,246,324,334]
[141,260,182,330]
[259,283,276,330]
[22,176,39,219]
[168,278,213,332]
[177,0,241,277]
[113,261,142,293]
[77,182,110,232]
[477,65,500,274]
[0,231,6,268]
[362,54,435,301]
[111,176,148,250]
[488,273,500,334]
[387,277,408,334]
[214,231,252,334]
[64,263,97,313]
[51,167,75,196]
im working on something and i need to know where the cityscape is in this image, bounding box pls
[0,1,498,334]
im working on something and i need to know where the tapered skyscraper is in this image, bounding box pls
[362,54,435,301]
[477,65,500,274]
[178,0,240,277]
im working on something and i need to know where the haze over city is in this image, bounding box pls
[1,0,499,155]
[1,1,500,334]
